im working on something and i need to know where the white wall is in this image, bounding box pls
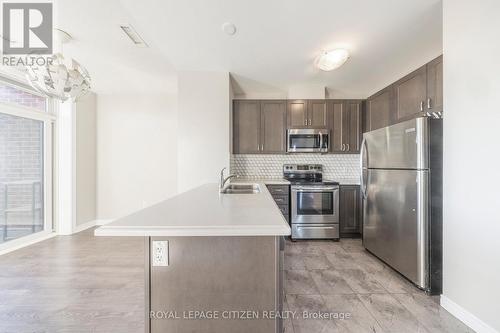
[442,1,500,332]
[75,92,97,226]
[96,93,178,219]
[232,83,327,99]
[288,84,325,99]
[56,100,76,235]
[325,87,366,100]
[177,71,230,192]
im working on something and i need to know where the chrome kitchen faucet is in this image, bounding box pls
[219,167,238,192]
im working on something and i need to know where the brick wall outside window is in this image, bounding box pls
[0,84,46,111]
[0,83,46,235]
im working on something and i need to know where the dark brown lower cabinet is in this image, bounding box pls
[339,185,362,237]
[266,185,290,223]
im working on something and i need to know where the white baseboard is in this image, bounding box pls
[95,219,114,226]
[73,220,97,233]
[73,219,114,233]
[441,295,499,333]
[0,218,116,256]
[0,232,57,256]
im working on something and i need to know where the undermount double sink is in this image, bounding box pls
[221,184,260,194]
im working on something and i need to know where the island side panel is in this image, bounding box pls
[147,236,282,333]
[145,237,151,333]
[276,235,285,333]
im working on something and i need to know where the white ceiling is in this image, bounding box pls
[57,0,442,97]
[56,0,177,94]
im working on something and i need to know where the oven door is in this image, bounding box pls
[291,185,339,224]
[287,129,329,153]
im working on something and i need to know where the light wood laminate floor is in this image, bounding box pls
[0,229,145,333]
[0,229,472,333]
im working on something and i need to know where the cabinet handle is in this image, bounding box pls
[304,119,307,126]
[346,144,350,151]
[420,101,424,111]
[308,119,311,126]
[427,98,432,109]
[261,144,264,151]
[257,144,260,151]
[341,144,345,151]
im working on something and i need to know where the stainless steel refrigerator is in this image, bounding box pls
[361,117,442,294]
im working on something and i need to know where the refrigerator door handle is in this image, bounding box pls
[360,137,368,198]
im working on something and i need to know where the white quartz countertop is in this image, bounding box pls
[94,183,291,237]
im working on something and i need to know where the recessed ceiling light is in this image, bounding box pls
[120,25,149,47]
[222,22,237,36]
[315,49,350,71]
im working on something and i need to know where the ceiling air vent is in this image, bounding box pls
[120,25,148,47]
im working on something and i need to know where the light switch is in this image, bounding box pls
[152,240,169,266]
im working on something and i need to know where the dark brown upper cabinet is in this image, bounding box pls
[287,100,308,128]
[366,87,394,131]
[260,100,287,153]
[329,100,362,153]
[308,100,328,128]
[233,100,286,154]
[365,55,443,133]
[233,100,261,154]
[345,100,362,153]
[330,101,344,152]
[287,100,328,129]
[426,55,443,113]
[394,66,427,122]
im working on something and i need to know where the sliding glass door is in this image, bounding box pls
[0,79,53,249]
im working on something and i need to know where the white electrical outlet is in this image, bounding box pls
[152,241,169,266]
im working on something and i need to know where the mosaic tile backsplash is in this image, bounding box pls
[230,154,361,180]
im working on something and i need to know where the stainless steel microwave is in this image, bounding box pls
[287,129,330,153]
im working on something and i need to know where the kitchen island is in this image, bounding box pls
[95,183,290,333]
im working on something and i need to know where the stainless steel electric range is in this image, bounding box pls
[283,164,339,240]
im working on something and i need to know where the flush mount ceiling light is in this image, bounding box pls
[26,29,91,101]
[315,49,350,71]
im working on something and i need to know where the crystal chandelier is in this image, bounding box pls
[26,53,91,102]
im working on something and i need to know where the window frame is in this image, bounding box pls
[0,75,53,114]
[0,73,55,252]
